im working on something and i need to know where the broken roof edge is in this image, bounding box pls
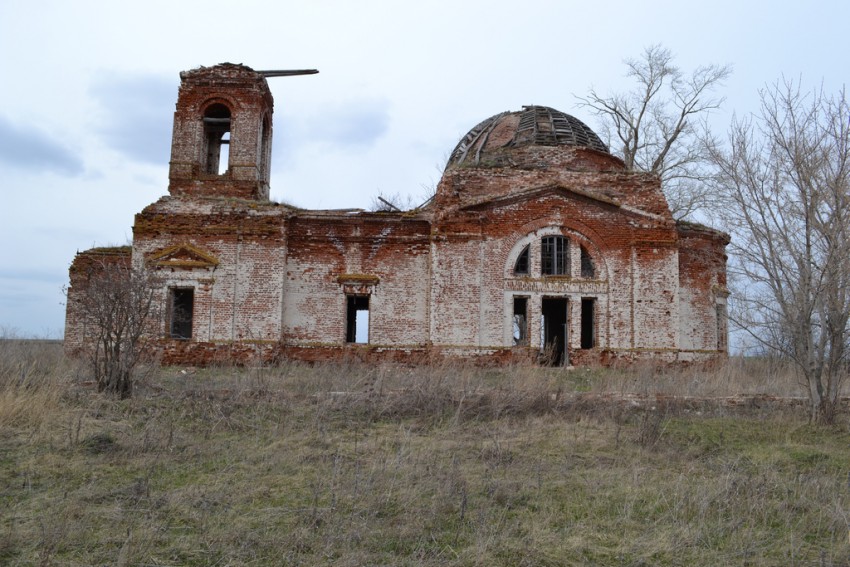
[78,245,132,256]
[676,219,731,244]
[142,194,301,211]
[74,244,133,261]
[291,208,432,222]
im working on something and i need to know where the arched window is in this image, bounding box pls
[203,103,231,175]
[541,235,569,275]
[513,245,530,275]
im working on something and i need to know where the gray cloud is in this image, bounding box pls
[272,98,391,171]
[0,268,66,286]
[312,99,390,147]
[0,116,84,175]
[0,272,67,338]
[288,99,390,149]
[89,72,176,165]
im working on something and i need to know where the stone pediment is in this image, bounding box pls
[456,183,673,222]
[147,243,219,269]
[458,183,622,212]
[337,273,380,295]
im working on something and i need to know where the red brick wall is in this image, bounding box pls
[677,223,730,357]
[283,215,431,346]
[64,64,729,368]
[64,247,132,355]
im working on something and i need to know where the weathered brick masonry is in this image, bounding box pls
[65,63,729,366]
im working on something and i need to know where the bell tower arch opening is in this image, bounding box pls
[202,103,232,175]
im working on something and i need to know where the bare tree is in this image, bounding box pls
[710,80,850,423]
[67,254,161,398]
[577,45,731,219]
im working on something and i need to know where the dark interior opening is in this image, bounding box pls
[512,296,528,345]
[580,297,595,349]
[346,295,370,343]
[170,288,194,339]
[580,245,595,278]
[541,297,568,365]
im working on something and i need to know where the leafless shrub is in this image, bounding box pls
[634,404,669,448]
[66,258,161,398]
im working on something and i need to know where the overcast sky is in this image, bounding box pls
[0,0,847,337]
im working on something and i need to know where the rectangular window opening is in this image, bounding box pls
[169,288,194,339]
[580,297,596,349]
[512,296,528,346]
[346,295,370,344]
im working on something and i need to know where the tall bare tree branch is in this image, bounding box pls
[577,45,732,219]
[710,79,850,423]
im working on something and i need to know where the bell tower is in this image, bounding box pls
[167,63,316,201]
[168,64,273,200]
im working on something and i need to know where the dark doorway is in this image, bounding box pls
[513,296,528,345]
[169,288,194,339]
[541,297,568,366]
[581,298,596,349]
[345,295,370,343]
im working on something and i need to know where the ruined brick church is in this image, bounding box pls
[65,63,729,366]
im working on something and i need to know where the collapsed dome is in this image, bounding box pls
[447,105,609,168]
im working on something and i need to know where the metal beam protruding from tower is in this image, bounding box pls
[257,69,319,78]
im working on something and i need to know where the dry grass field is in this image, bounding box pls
[2,339,850,566]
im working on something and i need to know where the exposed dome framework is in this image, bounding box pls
[448,105,609,167]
